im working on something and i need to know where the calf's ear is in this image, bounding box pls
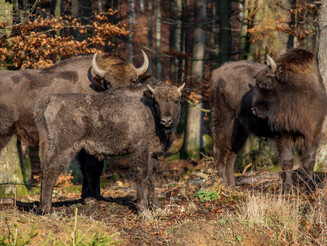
[275,64,288,84]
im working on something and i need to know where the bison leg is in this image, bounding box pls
[77,149,104,200]
[40,147,79,213]
[131,151,158,211]
[212,110,248,187]
[298,149,317,192]
[212,122,236,186]
[275,136,295,193]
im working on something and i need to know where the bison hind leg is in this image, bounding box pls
[40,147,80,213]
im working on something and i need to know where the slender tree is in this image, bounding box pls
[169,0,182,82]
[128,0,135,63]
[148,0,153,75]
[181,0,207,160]
[218,0,231,64]
[154,0,161,79]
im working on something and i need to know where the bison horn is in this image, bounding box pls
[136,49,149,77]
[147,84,155,94]
[177,83,185,93]
[92,53,106,77]
[266,55,277,73]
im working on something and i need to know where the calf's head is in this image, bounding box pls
[251,55,287,119]
[92,50,149,87]
[144,83,186,131]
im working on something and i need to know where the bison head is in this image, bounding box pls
[144,83,186,132]
[251,55,288,120]
[92,50,149,88]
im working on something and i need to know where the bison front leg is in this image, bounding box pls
[275,136,295,193]
[131,151,158,211]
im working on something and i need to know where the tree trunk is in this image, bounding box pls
[239,0,249,60]
[181,0,190,82]
[0,136,28,198]
[218,0,231,65]
[128,0,135,63]
[169,0,182,82]
[0,0,28,198]
[181,0,207,160]
[315,1,327,173]
[154,0,162,80]
[148,1,153,75]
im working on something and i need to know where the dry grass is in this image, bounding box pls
[236,189,327,245]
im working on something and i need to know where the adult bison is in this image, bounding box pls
[211,48,327,192]
[0,50,149,199]
[34,83,186,213]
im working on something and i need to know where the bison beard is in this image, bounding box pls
[35,83,185,213]
[211,48,327,192]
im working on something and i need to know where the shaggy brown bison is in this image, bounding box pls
[211,48,327,191]
[0,50,149,200]
[34,83,186,213]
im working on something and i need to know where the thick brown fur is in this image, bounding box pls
[252,48,327,191]
[0,52,148,200]
[34,83,185,213]
[211,48,327,191]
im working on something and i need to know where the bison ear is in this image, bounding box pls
[143,89,153,99]
[181,88,191,102]
[275,64,288,84]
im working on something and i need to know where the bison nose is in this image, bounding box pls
[251,107,257,116]
[161,117,173,127]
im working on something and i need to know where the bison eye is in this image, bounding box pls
[174,99,179,104]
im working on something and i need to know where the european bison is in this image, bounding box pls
[0,50,149,200]
[211,48,327,191]
[34,83,186,213]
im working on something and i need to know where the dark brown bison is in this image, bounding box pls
[34,83,185,213]
[0,50,149,199]
[211,48,327,191]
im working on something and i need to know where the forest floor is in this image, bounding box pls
[0,155,327,245]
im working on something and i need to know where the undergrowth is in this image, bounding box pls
[0,208,120,246]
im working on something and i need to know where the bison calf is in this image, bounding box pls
[35,83,185,213]
[211,48,327,192]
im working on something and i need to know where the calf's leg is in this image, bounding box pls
[131,150,158,211]
[40,147,79,213]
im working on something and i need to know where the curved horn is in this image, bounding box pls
[177,83,185,93]
[92,53,106,77]
[147,84,155,94]
[136,49,149,76]
[266,55,277,73]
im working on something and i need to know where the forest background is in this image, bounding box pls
[0,0,327,196]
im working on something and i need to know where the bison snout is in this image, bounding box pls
[251,107,257,116]
[161,117,173,127]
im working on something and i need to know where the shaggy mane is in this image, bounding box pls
[276,48,315,74]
